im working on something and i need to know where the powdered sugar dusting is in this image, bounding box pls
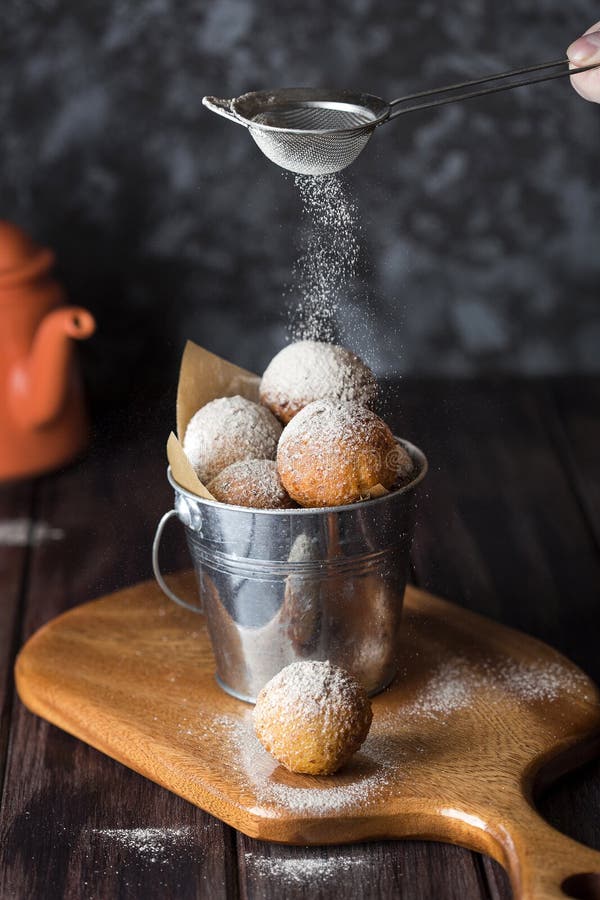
[279,399,394,461]
[287,174,360,342]
[259,340,377,421]
[277,399,403,505]
[0,519,65,546]
[255,660,366,722]
[207,459,294,509]
[179,711,397,816]
[495,656,590,703]
[255,753,394,815]
[91,827,192,863]
[393,653,592,722]
[244,851,364,884]
[183,395,282,483]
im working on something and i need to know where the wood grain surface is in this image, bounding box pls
[0,420,237,900]
[15,570,600,900]
[1,378,600,900]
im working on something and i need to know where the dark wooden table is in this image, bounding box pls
[0,377,599,900]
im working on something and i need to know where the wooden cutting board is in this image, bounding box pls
[15,571,600,900]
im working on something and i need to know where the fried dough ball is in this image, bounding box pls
[260,340,378,424]
[253,661,373,775]
[183,396,282,484]
[277,400,400,508]
[207,459,296,509]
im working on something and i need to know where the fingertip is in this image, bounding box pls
[567,31,600,64]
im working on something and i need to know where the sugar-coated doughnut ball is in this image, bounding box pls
[207,459,296,509]
[253,660,372,775]
[277,400,400,507]
[183,396,282,484]
[260,340,378,424]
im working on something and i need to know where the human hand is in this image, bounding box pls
[567,22,600,102]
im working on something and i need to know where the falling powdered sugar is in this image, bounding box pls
[287,174,360,342]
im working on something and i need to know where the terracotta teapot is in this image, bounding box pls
[0,221,96,481]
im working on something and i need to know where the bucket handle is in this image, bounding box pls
[152,510,203,613]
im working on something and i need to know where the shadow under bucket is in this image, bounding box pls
[153,439,427,703]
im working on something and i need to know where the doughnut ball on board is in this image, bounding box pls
[253,660,373,775]
[207,459,296,509]
[183,396,282,484]
[277,399,401,508]
[260,340,378,424]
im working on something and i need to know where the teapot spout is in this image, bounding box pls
[10,307,96,429]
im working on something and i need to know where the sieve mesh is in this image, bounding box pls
[251,104,376,130]
[248,126,375,176]
[246,103,378,175]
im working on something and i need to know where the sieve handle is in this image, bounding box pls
[202,96,247,127]
[152,510,203,613]
[387,57,600,120]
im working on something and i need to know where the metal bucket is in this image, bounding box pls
[153,439,427,703]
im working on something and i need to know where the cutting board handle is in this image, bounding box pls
[494,799,600,900]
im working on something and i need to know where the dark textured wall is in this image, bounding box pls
[2,1,599,404]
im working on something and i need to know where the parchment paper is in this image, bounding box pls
[168,340,260,498]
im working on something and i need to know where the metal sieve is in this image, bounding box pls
[203,58,600,176]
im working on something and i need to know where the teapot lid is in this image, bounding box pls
[0,221,55,290]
